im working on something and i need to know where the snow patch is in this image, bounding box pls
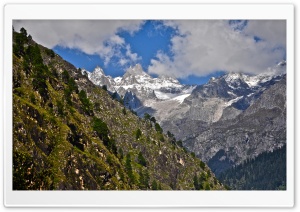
[172,94,191,104]
[114,77,122,84]
[224,96,243,107]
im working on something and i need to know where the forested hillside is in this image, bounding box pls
[12,27,224,190]
[219,145,286,190]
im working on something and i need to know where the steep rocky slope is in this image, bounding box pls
[184,76,286,175]
[12,28,224,190]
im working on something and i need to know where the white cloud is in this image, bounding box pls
[13,20,143,65]
[125,44,141,62]
[13,20,286,78]
[148,20,286,78]
[244,20,286,48]
[118,58,128,66]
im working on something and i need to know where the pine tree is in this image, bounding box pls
[152,180,158,190]
[135,129,142,140]
[137,151,147,167]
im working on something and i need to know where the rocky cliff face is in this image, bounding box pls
[184,76,286,175]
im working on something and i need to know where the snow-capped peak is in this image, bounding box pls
[124,64,147,77]
[114,77,122,84]
[93,66,105,76]
[81,68,91,77]
[224,72,244,83]
[159,75,181,84]
[277,60,286,67]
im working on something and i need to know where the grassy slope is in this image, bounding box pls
[13,30,225,190]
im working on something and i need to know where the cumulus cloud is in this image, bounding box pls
[125,44,141,62]
[13,20,286,78]
[13,20,143,66]
[116,45,141,67]
[148,20,286,78]
[244,20,286,48]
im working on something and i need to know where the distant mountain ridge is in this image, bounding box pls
[83,64,195,111]
[83,60,286,179]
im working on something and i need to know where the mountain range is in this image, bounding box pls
[13,27,286,190]
[84,60,286,176]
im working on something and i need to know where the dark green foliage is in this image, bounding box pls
[130,109,138,116]
[62,70,70,83]
[207,170,211,178]
[143,113,151,120]
[64,87,73,105]
[219,145,286,190]
[191,152,196,158]
[22,57,30,75]
[67,123,84,151]
[109,139,117,155]
[20,27,27,37]
[158,183,162,190]
[57,100,64,116]
[150,116,156,123]
[138,168,149,189]
[68,77,78,93]
[207,149,234,176]
[13,151,52,190]
[93,117,109,143]
[144,170,150,189]
[30,45,44,65]
[94,102,100,111]
[13,151,34,189]
[111,92,118,100]
[154,123,163,133]
[199,172,206,182]
[63,76,78,105]
[167,131,176,145]
[158,134,165,142]
[29,44,50,101]
[28,34,32,41]
[122,107,126,115]
[193,175,199,190]
[45,48,55,58]
[92,117,117,154]
[213,177,218,185]
[137,151,147,167]
[167,131,173,138]
[29,93,36,104]
[102,85,107,91]
[32,67,49,101]
[151,180,158,190]
[176,140,183,148]
[119,96,124,105]
[200,160,206,170]
[204,182,211,190]
[118,148,124,159]
[135,128,142,140]
[106,155,113,165]
[125,154,135,184]
[79,90,92,114]
[13,27,28,57]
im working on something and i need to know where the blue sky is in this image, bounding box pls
[53,20,179,80]
[13,20,286,85]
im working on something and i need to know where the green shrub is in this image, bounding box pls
[135,129,142,140]
[137,152,147,167]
